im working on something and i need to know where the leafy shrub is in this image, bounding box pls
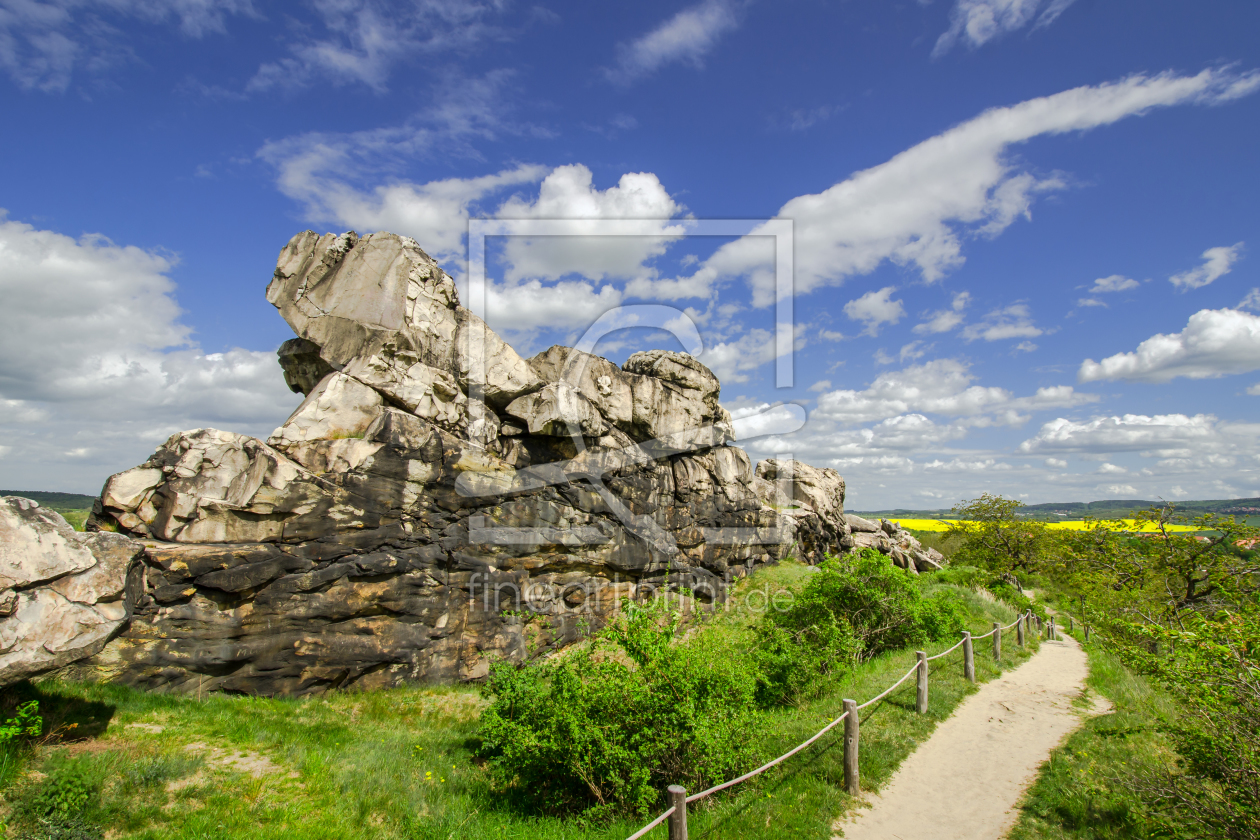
[766,550,967,665]
[13,760,100,826]
[1,700,44,790]
[10,817,103,840]
[476,599,760,820]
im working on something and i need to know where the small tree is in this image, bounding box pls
[947,493,1051,588]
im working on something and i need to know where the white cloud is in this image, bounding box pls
[1097,462,1127,474]
[1014,340,1038,353]
[1078,308,1260,383]
[1045,457,1067,468]
[700,325,805,384]
[808,380,832,393]
[914,291,971,334]
[1240,288,1260,311]
[813,359,1095,425]
[899,341,929,362]
[0,0,255,92]
[1090,274,1140,294]
[496,165,686,283]
[1098,484,1138,496]
[1019,413,1233,456]
[961,303,1043,341]
[1076,297,1107,308]
[0,214,298,490]
[1169,242,1245,291]
[933,0,1078,57]
[844,287,905,336]
[248,0,507,93]
[683,68,1259,306]
[608,0,742,84]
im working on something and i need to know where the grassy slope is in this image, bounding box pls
[0,563,1039,840]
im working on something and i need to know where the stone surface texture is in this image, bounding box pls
[1,497,144,686]
[70,230,937,697]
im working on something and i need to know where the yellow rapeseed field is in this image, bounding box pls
[886,518,1201,533]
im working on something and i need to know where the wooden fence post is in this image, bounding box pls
[916,651,929,714]
[1068,615,1074,632]
[668,785,688,840]
[992,622,1001,661]
[1084,622,1090,642]
[1016,614,1025,647]
[843,699,859,795]
[963,631,975,683]
[1050,618,1056,640]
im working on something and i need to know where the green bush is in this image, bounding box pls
[477,552,969,820]
[1,700,43,791]
[476,599,761,820]
[10,759,104,840]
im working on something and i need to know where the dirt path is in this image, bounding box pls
[834,632,1102,840]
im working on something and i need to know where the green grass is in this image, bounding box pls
[0,563,1041,840]
[1007,630,1176,840]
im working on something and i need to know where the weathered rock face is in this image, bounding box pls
[1,497,144,686]
[71,230,936,697]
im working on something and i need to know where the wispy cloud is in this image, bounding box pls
[648,68,1260,306]
[1168,242,1244,291]
[247,0,510,93]
[0,0,256,92]
[932,0,1078,58]
[607,0,743,84]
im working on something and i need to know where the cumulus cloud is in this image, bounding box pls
[700,324,805,384]
[914,291,971,335]
[1019,413,1229,456]
[1169,242,1245,291]
[0,214,298,490]
[1078,308,1260,383]
[248,0,509,93]
[607,0,742,84]
[813,359,1096,425]
[933,0,1078,57]
[674,68,1260,306]
[844,287,905,336]
[1045,457,1067,468]
[496,165,686,282]
[961,303,1043,342]
[0,0,255,91]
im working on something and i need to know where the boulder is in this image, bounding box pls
[1,497,144,686]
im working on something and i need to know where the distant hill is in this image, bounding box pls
[852,497,1260,526]
[0,490,96,511]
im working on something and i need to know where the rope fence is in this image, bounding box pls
[626,609,1042,839]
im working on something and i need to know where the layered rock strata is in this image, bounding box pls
[1,497,144,686]
[71,230,940,697]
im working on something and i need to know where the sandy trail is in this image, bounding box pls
[834,632,1100,840]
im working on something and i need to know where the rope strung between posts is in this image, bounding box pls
[685,709,850,803]
[925,637,966,662]
[622,608,1034,838]
[856,663,920,711]
[624,806,675,840]
[970,610,1029,640]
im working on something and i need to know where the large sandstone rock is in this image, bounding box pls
[73,229,938,697]
[1,497,144,686]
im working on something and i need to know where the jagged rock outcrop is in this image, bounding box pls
[1,497,144,686]
[69,230,939,697]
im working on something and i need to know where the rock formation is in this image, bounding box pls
[1,497,144,686]
[67,230,941,697]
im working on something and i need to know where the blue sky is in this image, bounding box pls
[1,0,1258,509]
